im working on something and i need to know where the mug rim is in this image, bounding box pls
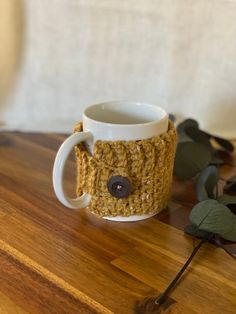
[83,101,168,127]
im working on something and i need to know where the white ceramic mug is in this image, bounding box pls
[53,101,169,221]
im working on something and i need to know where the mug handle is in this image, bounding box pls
[53,131,93,209]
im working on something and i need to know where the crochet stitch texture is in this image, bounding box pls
[74,121,177,217]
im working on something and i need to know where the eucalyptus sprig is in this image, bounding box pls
[141,116,236,311]
[136,117,235,312]
[173,117,236,242]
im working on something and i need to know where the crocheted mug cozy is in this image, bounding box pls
[74,121,177,217]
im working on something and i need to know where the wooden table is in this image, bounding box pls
[0,132,235,314]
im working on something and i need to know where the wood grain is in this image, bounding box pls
[0,290,27,314]
[0,132,235,313]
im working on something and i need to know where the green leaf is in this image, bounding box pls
[177,132,192,143]
[177,119,199,133]
[190,199,236,241]
[196,166,218,201]
[201,131,212,139]
[174,142,212,180]
[224,176,236,194]
[217,195,236,205]
[185,127,213,151]
[212,136,234,152]
[184,224,213,240]
[202,131,234,152]
[209,157,224,166]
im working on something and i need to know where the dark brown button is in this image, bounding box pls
[107,176,132,198]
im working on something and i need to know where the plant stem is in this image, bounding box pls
[155,238,207,305]
[214,236,236,261]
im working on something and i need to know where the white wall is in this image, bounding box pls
[0,0,236,136]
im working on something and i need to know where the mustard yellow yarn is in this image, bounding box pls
[74,121,177,217]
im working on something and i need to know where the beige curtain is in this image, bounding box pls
[0,0,236,137]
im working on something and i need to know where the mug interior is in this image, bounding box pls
[84,102,167,125]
